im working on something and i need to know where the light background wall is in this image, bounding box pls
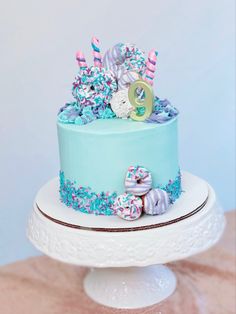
[0,0,235,265]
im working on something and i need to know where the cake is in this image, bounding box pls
[57,38,181,221]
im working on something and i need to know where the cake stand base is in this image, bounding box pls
[27,172,226,310]
[84,265,177,309]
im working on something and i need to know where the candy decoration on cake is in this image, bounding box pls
[103,43,145,73]
[113,165,173,221]
[125,165,152,196]
[143,188,170,215]
[113,193,143,221]
[91,36,102,68]
[76,51,88,70]
[110,89,134,118]
[144,49,158,86]
[58,38,119,125]
[128,79,154,121]
[58,38,179,126]
[116,69,140,90]
[103,43,146,90]
[72,66,117,107]
[102,43,122,70]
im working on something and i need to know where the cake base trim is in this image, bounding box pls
[59,170,182,216]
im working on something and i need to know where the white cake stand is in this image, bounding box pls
[27,172,225,309]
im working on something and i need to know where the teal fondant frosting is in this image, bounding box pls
[57,118,180,198]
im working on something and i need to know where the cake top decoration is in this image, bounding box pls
[57,37,178,125]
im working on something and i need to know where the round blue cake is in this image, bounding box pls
[57,39,181,219]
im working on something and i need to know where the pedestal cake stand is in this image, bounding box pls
[27,172,225,309]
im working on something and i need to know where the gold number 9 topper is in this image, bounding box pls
[128,79,154,122]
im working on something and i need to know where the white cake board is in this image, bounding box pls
[27,172,225,309]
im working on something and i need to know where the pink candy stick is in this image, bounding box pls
[91,36,102,68]
[144,49,158,86]
[76,51,87,69]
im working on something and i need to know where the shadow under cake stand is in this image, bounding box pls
[27,172,225,309]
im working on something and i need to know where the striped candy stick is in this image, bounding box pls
[76,51,87,70]
[91,36,102,68]
[144,49,158,86]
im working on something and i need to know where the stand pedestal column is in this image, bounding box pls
[84,265,177,309]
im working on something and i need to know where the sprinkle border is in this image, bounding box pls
[59,170,182,216]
